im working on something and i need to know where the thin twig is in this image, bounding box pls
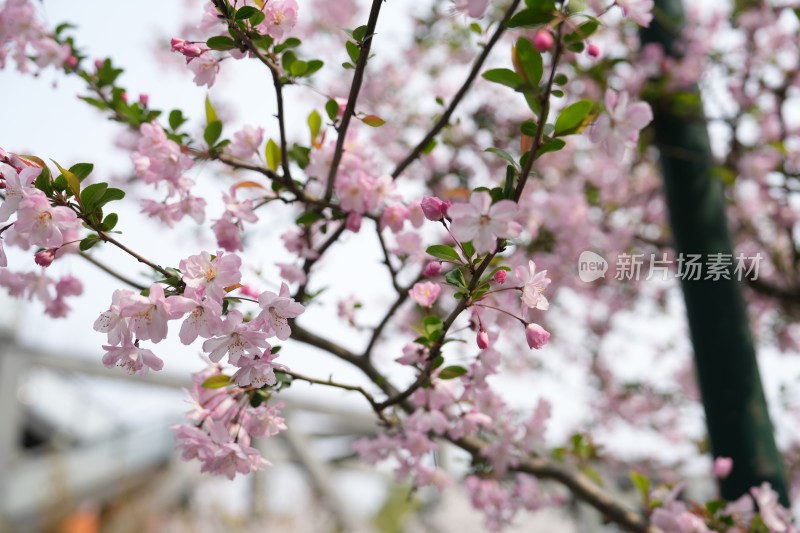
[79,252,147,291]
[324,0,385,201]
[391,0,523,180]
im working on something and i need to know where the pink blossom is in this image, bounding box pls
[515,260,550,311]
[448,191,521,253]
[55,275,82,298]
[102,334,164,375]
[188,54,219,88]
[179,295,223,344]
[380,204,409,233]
[0,163,39,221]
[259,0,299,41]
[212,216,244,252]
[231,351,287,388]
[15,189,79,248]
[180,250,242,302]
[525,323,550,349]
[276,262,306,285]
[245,403,288,438]
[713,456,733,479]
[396,343,428,365]
[120,283,194,343]
[453,0,490,18]
[131,122,194,191]
[616,0,654,27]
[202,310,270,365]
[257,282,305,340]
[226,125,264,160]
[94,289,134,345]
[750,483,791,532]
[409,281,441,308]
[205,441,268,480]
[589,90,653,159]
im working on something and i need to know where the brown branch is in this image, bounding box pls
[79,252,147,291]
[324,0,385,201]
[391,0,523,180]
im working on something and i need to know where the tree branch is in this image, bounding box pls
[324,0,385,201]
[391,0,523,180]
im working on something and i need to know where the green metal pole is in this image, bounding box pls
[640,0,789,505]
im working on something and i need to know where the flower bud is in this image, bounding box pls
[587,43,601,58]
[421,196,450,221]
[35,248,57,268]
[65,56,78,69]
[533,31,554,52]
[346,212,362,233]
[476,329,490,350]
[422,261,442,277]
[493,270,506,284]
[139,94,149,107]
[713,457,733,479]
[525,323,550,349]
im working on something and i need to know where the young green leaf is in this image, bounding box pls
[51,160,81,199]
[266,138,281,172]
[554,99,594,136]
[426,244,461,262]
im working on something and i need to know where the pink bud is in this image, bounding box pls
[533,31,554,52]
[120,91,128,104]
[94,59,104,70]
[422,261,442,277]
[421,196,450,221]
[713,457,733,479]
[65,56,78,69]
[346,212,362,233]
[587,43,601,58]
[139,94,149,106]
[525,323,550,349]
[171,38,187,52]
[476,329,490,350]
[181,44,204,59]
[494,270,506,284]
[34,248,57,268]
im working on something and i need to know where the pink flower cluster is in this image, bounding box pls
[0,153,85,316]
[173,366,287,479]
[132,123,207,227]
[0,0,71,73]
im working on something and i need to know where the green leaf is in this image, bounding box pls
[204,120,223,146]
[79,234,102,251]
[274,37,301,53]
[302,59,324,77]
[508,3,557,28]
[81,182,108,212]
[439,366,468,380]
[462,241,476,260]
[201,375,232,389]
[250,10,266,26]
[520,120,538,137]
[352,25,368,42]
[361,115,385,127]
[485,147,520,170]
[325,99,339,121]
[34,167,53,197]
[102,213,119,231]
[444,268,467,289]
[296,210,325,227]
[234,5,260,20]
[289,59,308,77]
[426,244,461,262]
[98,187,126,207]
[554,99,593,136]
[308,110,322,142]
[205,95,218,124]
[629,471,650,499]
[422,139,437,154]
[482,68,525,90]
[69,163,94,181]
[265,138,281,172]
[288,144,311,168]
[538,138,566,155]
[423,316,443,338]
[514,38,543,86]
[345,41,360,64]
[207,35,238,51]
[282,50,297,72]
[51,160,81,198]
[169,109,187,131]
